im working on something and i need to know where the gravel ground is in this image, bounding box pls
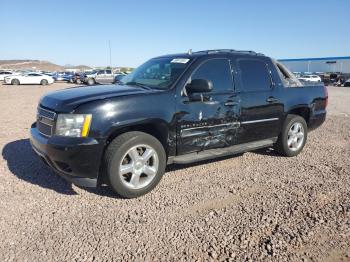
[0,83,349,261]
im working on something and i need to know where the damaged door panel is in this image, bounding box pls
[177,99,240,154]
[176,57,240,155]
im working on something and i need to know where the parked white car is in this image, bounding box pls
[298,75,322,83]
[4,73,54,85]
[0,71,13,81]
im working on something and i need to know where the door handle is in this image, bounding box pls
[266,97,278,103]
[224,101,238,107]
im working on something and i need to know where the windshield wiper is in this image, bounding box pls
[124,81,152,90]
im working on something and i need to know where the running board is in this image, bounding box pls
[170,138,276,165]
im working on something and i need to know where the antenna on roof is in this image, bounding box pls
[188,49,193,55]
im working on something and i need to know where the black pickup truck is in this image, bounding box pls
[30,50,327,198]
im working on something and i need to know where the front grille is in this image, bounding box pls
[38,107,55,120]
[37,107,56,137]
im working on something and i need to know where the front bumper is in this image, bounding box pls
[30,123,105,187]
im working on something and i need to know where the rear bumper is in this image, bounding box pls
[30,123,105,187]
[308,111,326,131]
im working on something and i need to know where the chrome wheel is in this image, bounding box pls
[119,144,159,190]
[287,122,304,151]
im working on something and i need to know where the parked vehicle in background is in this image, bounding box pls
[52,72,67,81]
[292,72,302,78]
[344,79,350,87]
[113,74,126,84]
[41,71,53,76]
[0,71,13,81]
[61,72,74,83]
[52,72,74,82]
[83,71,97,85]
[30,49,328,198]
[71,72,85,84]
[319,73,346,86]
[298,75,322,83]
[84,70,114,85]
[4,73,54,85]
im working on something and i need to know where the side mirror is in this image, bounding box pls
[186,79,213,94]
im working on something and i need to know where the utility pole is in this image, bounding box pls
[108,40,112,69]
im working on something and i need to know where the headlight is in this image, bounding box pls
[55,114,92,137]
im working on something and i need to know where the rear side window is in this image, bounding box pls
[191,58,233,92]
[238,59,271,91]
[274,61,302,87]
[106,70,112,74]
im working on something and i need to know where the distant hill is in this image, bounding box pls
[63,64,92,71]
[0,60,63,71]
[0,60,92,72]
[0,60,39,65]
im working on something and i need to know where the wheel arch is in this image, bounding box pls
[98,120,170,185]
[106,120,169,152]
[287,106,311,125]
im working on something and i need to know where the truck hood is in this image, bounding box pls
[40,84,156,112]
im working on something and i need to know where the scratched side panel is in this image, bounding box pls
[176,93,239,155]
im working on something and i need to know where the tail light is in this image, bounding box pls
[324,85,328,108]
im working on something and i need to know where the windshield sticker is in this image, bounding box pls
[171,58,190,64]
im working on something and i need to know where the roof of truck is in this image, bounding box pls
[155,49,265,59]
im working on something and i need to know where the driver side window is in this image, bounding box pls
[190,58,233,92]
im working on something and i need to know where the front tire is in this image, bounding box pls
[275,114,308,157]
[40,79,48,85]
[11,79,20,85]
[87,78,95,86]
[104,131,166,198]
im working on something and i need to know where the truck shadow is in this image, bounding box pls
[2,139,280,198]
[2,139,121,198]
[2,139,78,195]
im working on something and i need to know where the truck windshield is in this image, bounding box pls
[121,57,191,89]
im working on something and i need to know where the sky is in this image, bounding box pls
[1,0,349,68]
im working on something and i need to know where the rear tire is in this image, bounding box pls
[11,79,20,85]
[40,79,48,85]
[76,79,81,84]
[104,131,166,198]
[274,114,307,157]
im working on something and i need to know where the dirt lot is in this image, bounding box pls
[0,83,349,261]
